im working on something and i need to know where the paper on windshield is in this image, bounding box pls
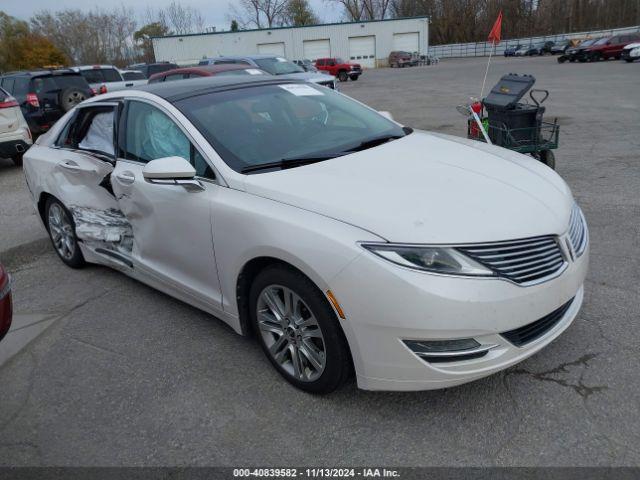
[279,84,324,96]
[276,57,287,62]
[246,69,263,75]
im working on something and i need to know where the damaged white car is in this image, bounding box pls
[23,76,588,393]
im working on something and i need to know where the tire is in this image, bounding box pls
[349,75,359,81]
[59,88,87,112]
[11,153,23,167]
[249,264,352,394]
[45,197,85,268]
[539,150,556,170]
[625,58,634,63]
[569,58,576,62]
[558,56,566,63]
[337,70,348,82]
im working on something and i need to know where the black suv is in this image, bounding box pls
[0,70,93,135]
[125,62,178,78]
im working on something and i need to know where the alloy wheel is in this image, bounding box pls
[65,91,86,109]
[257,285,326,382]
[48,203,76,261]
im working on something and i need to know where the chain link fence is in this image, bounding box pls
[429,25,640,58]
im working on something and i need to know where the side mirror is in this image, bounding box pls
[142,156,204,192]
[143,156,195,179]
[378,111,394,121]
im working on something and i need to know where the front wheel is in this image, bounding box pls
[349,75,359,81]
[45,197,85,268]
[539,150,556,170]
[337,71,348,82]
[250,265,352,394]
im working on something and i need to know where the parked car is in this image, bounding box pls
[148,64,269,83]
[550,39,571,54]
[0,263,12,342]
[515,42,545,56]
[558,38,601,63]
[315,57,362,81]
[539,41,556,54]
[388,51,413,67]
[0,69,92,135]
[293,59,318,72]
[126,62,179,78]
[23,75,588,393]
[120,70,146,81]
[584,33,640,61]
[70,65,147,94]
[0,87,32,166]
[199,55,337,89]
[621,42,640,62]
[504,44,523,57]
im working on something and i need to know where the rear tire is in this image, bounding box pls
[249,264,352,394]
[337,71,348,82]
[45,197,85,268]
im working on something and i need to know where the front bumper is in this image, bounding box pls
[330,242,588,391]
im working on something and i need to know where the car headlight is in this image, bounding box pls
[631,47,640,56]
[361,243,494,276]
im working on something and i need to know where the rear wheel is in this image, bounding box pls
[337,70,348,82]
[45,197,85,268]
[250,265,351,394]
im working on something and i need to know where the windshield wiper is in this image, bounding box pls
[344,129,411,153]
[241,153,347,174]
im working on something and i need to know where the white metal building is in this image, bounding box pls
[152,17,429,69]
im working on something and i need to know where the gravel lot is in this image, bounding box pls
[0,55,639,467]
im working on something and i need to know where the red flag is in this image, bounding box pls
[488,11,503,45]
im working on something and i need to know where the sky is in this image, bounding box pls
[2,0,343,31]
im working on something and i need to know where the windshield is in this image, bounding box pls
[593,37,610,45]
[581,39,597,47]
[177,83,407,173]
[254,58,304,75]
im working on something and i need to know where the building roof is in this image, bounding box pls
[152,15,430,40]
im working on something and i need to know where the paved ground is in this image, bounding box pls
[0,55,639,467]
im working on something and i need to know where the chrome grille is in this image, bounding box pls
[568,204,587,257]
[457,236,566,285]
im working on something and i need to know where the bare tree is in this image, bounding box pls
[229,0,291,28]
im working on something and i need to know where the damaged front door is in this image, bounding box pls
[110,99,222,310]
[53,102,134,262]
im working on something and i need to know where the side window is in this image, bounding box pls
[80,69,104,84]
[57,106,115,157]
[123,101,214,179]
[103,69,122,82]
[164,73,186,82]
[1,78,15,94]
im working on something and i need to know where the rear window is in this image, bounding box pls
[79,68,121,84]
[29,75,89,100]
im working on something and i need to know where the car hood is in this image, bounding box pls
[624,42,640,49]
[243,131,574,244]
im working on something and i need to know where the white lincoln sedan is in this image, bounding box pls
[23,76,588,393]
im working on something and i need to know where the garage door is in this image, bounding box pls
[257,42,286,56]
[348,36,376,69]
[393,32,420,53]
[303,39,331,61]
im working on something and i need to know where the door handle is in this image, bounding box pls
[125,82,134,87]
[60,160,88,173]
[115,171,135,185]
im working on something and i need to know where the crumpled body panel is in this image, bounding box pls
[70,206,133,253]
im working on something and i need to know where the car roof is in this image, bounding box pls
[156,64,260,77]
[71,65,117,71]
[1,69,79,78]
[136,74,303,102]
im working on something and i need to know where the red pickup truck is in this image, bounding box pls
[315,58,362,82]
